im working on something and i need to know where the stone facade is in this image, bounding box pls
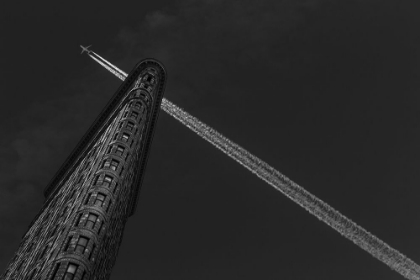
[1,59,166,280]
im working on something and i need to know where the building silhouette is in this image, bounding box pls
[1,59,167,280]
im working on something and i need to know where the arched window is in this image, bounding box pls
[85,213,99,229]
[110,159,119,171]
[129,111,138,120]
[126,122,134,131]
[75,236,89,254]
[103,175,113,187]
[102,159,119,170]
[133,102,141,110]
[63,263,78,280]
[122,133,129,142]
[115,146,124,156]
[94,193,106,207]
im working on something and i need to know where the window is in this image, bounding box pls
[77,213,83,226]
[113,133,118,140]
[75,236,89,254]
[126,122,134,131]
[98,221,104,234]
[130,111,138,119]
[122,133,129,142]
[133,102,141,110]
[85,213,98,229]
[123,111,128,118]
[103,175,113,187]
[52,263,60,278]
[85,193,92,205]
[94,193,106,207]
[145,74,154,83]
[64,236,72,251]
[118,122,123,129]
[102,159,119,171]
[115,146,124,156]
[90,244,96,260]
[64,263,78,280]
[140,92,150,101]
[110,159,119,171]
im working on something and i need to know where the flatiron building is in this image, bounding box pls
[1,59,167,280]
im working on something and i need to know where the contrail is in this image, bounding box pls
[89,53,126,81]
[85,50,420,280]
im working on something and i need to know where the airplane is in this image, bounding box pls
[80,45,92,54]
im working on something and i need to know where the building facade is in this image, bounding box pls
[1,59,166,280]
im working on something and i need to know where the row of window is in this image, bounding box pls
[76,212,103,233]
[113,132,130,143]
[140,73,156,93]
[119,120,135,132]
[122,110,139,120]
[139,91,151,106]
[52,262,88,280]
[101,158,127,179]
[143,73,155,84]
[140,82,153,93]
[63,263,79,280]
[130,90,151,106]
[85,192,110,210]
[107,144,129,159]
[102,159,119,171]
[94,174,119,195]
[102,175,113,188]
[131,102,142,110]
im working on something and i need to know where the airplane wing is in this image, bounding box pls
[80,45,92,54]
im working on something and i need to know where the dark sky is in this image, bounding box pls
[1,0,420,279]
